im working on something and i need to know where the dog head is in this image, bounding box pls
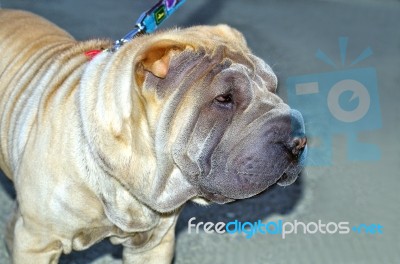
[135,25,307,205]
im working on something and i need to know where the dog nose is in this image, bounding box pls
[288,109,307,157]
[290,136,307,156]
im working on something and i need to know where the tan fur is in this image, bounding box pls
[0,9,250,264]
[0,9,295,264]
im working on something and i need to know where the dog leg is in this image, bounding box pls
[5,201,18,256]
[12,215,63,264]
[122,217,176,264]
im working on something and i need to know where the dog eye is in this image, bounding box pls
[214,94,233,104]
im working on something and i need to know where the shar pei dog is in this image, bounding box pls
[0,9,307,264]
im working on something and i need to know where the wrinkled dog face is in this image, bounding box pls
[143,27,307,204]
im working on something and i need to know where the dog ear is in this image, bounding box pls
[137,40,185,80]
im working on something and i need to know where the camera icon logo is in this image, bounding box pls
[287,37,382,166]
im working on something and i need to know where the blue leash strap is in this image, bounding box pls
[109,0,187,52]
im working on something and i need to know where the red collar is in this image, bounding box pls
[84,49,103,60]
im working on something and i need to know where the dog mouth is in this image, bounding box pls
[198,184,235,204]
[199,162,303,203]
[276,161,304,186]
[197,138,307,203]
[277,171,299,187]
[199,190,236,204]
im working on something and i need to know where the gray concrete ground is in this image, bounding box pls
[0,0,399,263]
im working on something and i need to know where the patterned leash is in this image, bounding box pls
[85,0,187,59]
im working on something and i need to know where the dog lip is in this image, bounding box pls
[199,187,235,204]
[276,172,296,186]
[276,164,302,187]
